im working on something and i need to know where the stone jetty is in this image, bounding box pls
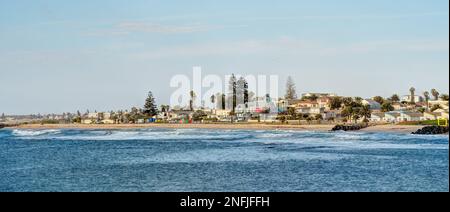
[412,126,449,135]
[332,124,368,132]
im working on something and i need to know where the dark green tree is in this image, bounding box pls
[373,96,385,105]
[390,94,400,103]
[192,110,207,122]
[189,90,196,111]
[329,97,343,110]
[144,91,158,117]
[423,91,430,111]
[221,94,226,110]
[284,76,297,100]
[431,104,443,112]
[381,102,394,112]
[409,87,416,104]
[210,95,216,109]
[431,89,440,101]
[229,74,237,113]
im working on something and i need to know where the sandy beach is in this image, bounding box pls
[9,123,425,133]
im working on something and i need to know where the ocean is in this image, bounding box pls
[0,128,448,192]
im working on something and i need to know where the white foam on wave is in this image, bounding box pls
[12,129,61,137]
[256,132,294,139]
[29,129,251,141]
[113,148,353,165]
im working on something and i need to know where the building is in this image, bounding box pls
[401,95,424,103]
[296,107,324,115]
[423,112,441,120]
[81,112,115,124]
[384,112,401,123]
[302,93,337,98]
[362,99,381,110]
[322,110,339,120]
[295,100,320,109]
[398,111,424,122]
[214,109,232,122]
[370,112,385,122]
[317,97,332,110]
[237,96,278,114]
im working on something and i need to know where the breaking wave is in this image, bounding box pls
[1,128,448,150]
[12,129,61,137]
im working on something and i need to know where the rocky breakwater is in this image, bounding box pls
[412,126,449,135]
[332,124,368,132]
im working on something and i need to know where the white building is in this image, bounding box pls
[302,93,337,98]
[296,107,324,115]
[398,111,424,122]
[370,112,385,122]
[384,112,401,123]
[401,95,424,103]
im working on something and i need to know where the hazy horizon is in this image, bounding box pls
[1,0,449,115]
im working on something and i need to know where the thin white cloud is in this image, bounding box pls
[116,22,215,33]
[242,12,448,22]
[84,22,247,36]
[130,37,449,60]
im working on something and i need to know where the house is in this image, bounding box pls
[296,107,324,115]
[169,110,192,121]
[322,110,339,120]
[370,112,385,122]
[81,119,94,124]
[428,100,449,108]
[214,109,232,122]
[302,93,337,98]
[392,103,408,111]
[317,97,332,109]
[237,96,278,114]
[295,100,320,109]
[276,100,290,113]
[398,111,424,122]
[401,95,424,103]
[423,112,441,120]
[384,112,401,123]
[100,119,115,124]
[362,99,381,110]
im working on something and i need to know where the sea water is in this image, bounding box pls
[0,128,448,192]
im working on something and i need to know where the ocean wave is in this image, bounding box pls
[256,132,294,139]
[3,129,447,150]
[12,129,61,137]
[7,129,253,142]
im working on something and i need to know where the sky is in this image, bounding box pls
[0,0,449,114]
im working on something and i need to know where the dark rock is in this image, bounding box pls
[332,124,368,132]
[412,126,449,135]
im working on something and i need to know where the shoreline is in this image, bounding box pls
[8,123,425,133]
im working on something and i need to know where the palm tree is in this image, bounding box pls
[359,105,371,123]
[423,91,430,112]
[189,90,196,111]
[431,89,440,101]
[409,87,416,104]
[210,95,216,110]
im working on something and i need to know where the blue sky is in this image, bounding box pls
[0,0,449,114]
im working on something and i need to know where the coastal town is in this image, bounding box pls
[1,77,449,129]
